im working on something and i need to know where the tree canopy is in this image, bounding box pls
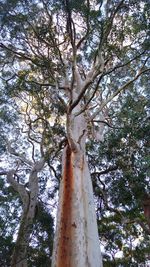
[0,0,150,266]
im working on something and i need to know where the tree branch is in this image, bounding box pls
[70,72,104,112]
[105,50,147,76]
[76,0,90,50]
[99,0,125,49]
[93,120,124,129]
[7,170,30,210]
[7,140,33,167]
[91,165,118,176]
[64,0,76,53]
[92,67,150,119]
[0,43,34,63]
[74,75,104,116]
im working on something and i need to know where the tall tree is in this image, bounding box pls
[0,0,150,266]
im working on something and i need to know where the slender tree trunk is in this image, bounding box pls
[11,203,36,267]
[7,159,45,267]
[52,99,103,266]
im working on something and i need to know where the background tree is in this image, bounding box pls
[89,87,150,266]
[0,0,150,266]
[0,89,56,266]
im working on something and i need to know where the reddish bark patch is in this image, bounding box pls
[143,195,150,228]
[57,145,75,267]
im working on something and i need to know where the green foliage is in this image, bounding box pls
[27,203,54,267]
[0,176,54,266]
[89,88,150,265]
[0,177,20,266]
[0,0,149,265]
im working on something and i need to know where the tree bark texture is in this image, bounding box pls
[10,191,38,267]
[52,98,103,267]
[11,207,34,267]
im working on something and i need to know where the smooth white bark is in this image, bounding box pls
[52,94,103,266]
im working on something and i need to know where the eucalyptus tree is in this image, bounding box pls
[0,177,54,267]
[0,89,56,266]
[0,0,150,267]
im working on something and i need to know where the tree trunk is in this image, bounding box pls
[52,98,103,266]
[11,195,37,267]
[11,208,34,267]
[7,159,45,267]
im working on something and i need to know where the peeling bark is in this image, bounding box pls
[56,145,74,266]
[52,93,103,267]
[52,144,102,267]
[143,195,150,230]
